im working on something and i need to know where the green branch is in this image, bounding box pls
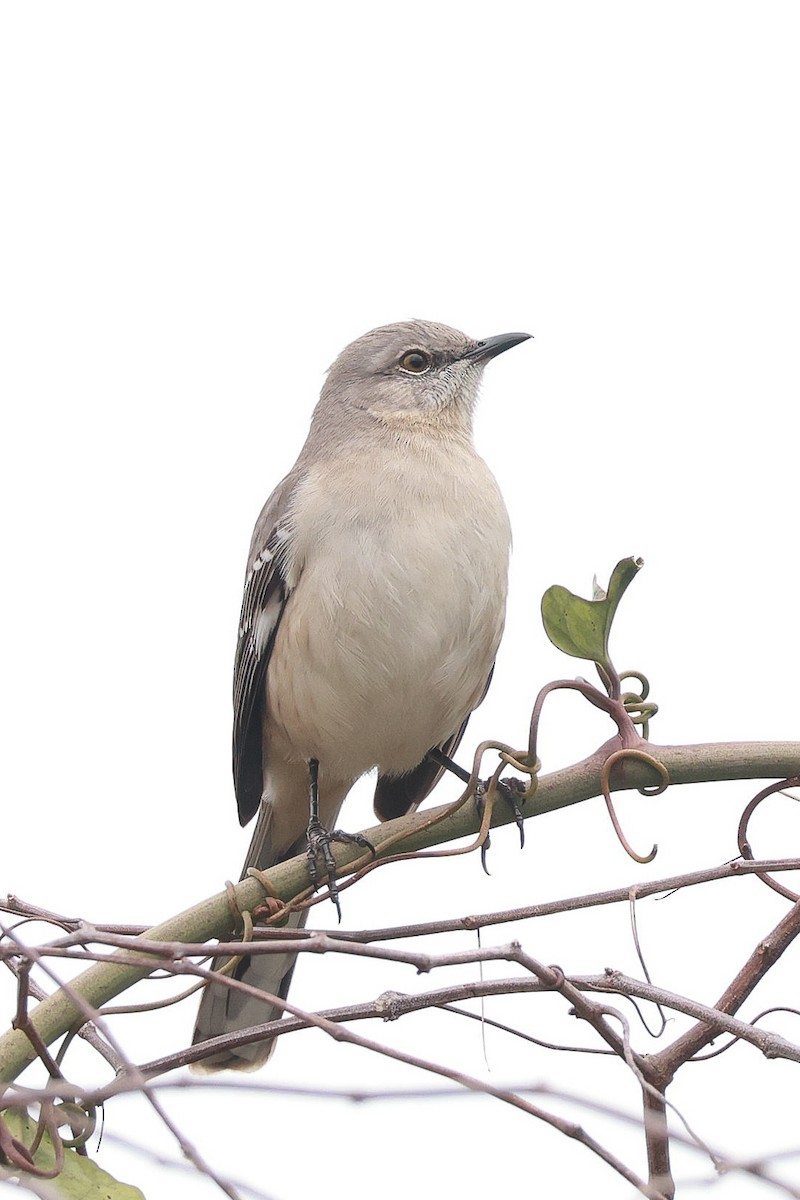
[1,739,799,1084]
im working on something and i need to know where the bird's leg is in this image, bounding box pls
[427,747,526,853]
[307,757,322,833]
[305,758,374,921]
[427,746,471,785]
[305,758,338,897]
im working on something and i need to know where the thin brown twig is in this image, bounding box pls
[6,857,798,969]
[171,957,800,1077]
[650,898,800,1078]
[282,858,800,944]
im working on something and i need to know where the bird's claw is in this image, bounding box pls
[475,777,527,874]
[498,778,526,849]
[474,785,492,875]
[306,822,375,921]
[480,830,492,876]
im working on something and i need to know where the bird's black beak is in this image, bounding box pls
[461,331,532,363]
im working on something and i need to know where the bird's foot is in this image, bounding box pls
[306,821,375,921]
[475,778,527,874]
[498,777,527,849]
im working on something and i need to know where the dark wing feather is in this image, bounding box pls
[372,666,496,822]
[232,481,295,827]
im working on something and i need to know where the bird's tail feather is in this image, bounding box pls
[191,807,310,1073]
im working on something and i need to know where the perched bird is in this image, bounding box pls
[192,319,531,1070]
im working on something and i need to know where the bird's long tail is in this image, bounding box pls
[191,803,312,1074]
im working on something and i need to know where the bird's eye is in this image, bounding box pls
[399,349,432,374]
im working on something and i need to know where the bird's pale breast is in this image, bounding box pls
[266,435,510,783]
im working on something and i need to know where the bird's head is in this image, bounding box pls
[321,319,531,435]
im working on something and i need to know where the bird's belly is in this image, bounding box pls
[267,517,507,781]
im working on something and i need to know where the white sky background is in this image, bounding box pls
[2,2,799,1197]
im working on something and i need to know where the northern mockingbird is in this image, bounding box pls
[192,319,531,1071]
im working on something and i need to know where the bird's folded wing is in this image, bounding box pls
[232,475,296,826]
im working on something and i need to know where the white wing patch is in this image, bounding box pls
[253,590,284,656]
[251,546,274,574]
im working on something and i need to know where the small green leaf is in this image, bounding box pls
[541,557,643,667]
[3,1109,145,1198]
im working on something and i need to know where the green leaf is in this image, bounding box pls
[3,1109,145,1198]
[541,556,643,667]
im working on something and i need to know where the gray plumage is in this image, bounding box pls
[192,319,530,1071]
